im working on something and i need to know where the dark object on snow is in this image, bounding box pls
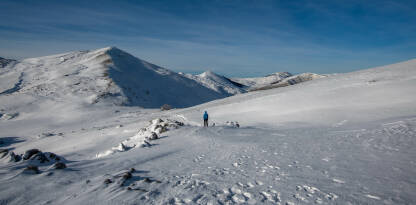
[160,104,172,111]
[147,132,159,140]
[104,178,113,184]
[9,151,21,162]
[130,168,135,173]
[24,165,40,174]
[236,122,240,128]
[122,172,132,180]
[53,162,66,169]
[32,152,49,163]
[203,111,209,127]
[23,149,41,160]
[144,177,152,183]
[0,149,8,158]
[143,177,161,184]
[154,124,168,134]
[48,152,61,161]
[128,187,148,192]
[142,140,152,147]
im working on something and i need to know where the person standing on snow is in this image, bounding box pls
[203,111,209,127]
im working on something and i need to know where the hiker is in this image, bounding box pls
[203,111,209,127]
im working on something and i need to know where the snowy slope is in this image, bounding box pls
[250,73,325,91]
[0,57,415,205]
[0,47,227,109]
[182,59,416,128]
[231,72,292,89]
[184,71,323,95]
[180,71,245,95]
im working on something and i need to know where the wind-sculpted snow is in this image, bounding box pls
[0,54,415,204]
[96,118,184,158]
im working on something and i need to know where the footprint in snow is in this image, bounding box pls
[260,190,281,203]
[193,154,204,163]
[332,178,345,184]
[255,180,264,186]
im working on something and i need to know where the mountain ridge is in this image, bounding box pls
[0,47,326,108]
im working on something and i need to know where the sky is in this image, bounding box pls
[0,0,415,77]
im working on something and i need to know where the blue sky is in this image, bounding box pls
[0,0,415,77]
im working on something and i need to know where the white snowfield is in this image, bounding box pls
[0,48,415,205]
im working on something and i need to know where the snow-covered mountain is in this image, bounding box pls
[250,72,325,91]
[180,70,245,95]
[1,47,415,204]
[0,47,227,108]
[184,70,324,94]
[231,72,292,89]
[0,57,15,68]
[0,48,325,110]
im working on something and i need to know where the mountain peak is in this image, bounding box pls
[199,70,220,78]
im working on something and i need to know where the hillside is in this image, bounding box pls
[0,47,228,109]
[231,72,292,89]
[250,73,325,91]
[180,70,245,95]
[0,54,415,204]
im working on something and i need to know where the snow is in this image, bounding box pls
[232,72,293,88]
[181,70,245,95]
[0,47,227,109]
[0,48,415,204]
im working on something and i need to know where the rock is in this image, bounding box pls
[47,152,61,161]
[9,151,21,162]
[104,178,113,184]
[0,149,8,158]
[174,120,184,126]
[151,118,164,124]
[32,152,49,163]
[23,149,41,160]
[122,172,132,180]
[160,104,172,111]
[53,162,66,169]
[146,132,159,140]
[24,165,40,174]
[141,140,152,147]
[153,125,167,134]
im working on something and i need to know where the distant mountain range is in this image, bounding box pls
[0,57,16,68]
[0,47,324,108]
